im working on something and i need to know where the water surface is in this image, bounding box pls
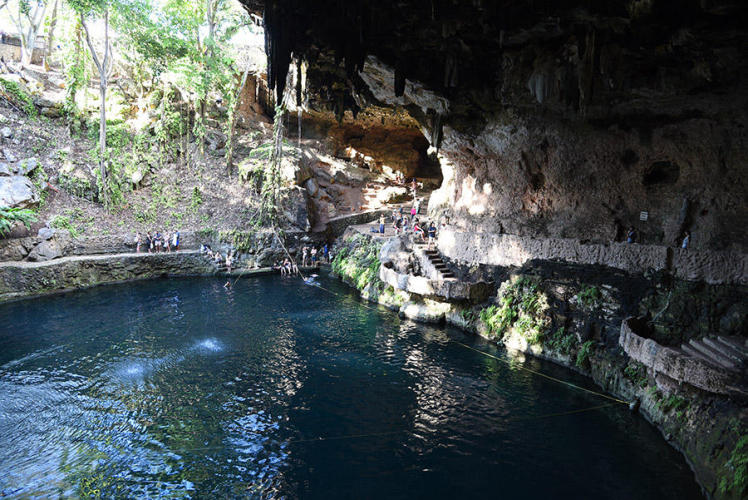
[0,275,702,498]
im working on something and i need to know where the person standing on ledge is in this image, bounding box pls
[135,232,142,253]
[626,226,637,244]
[427,221,437,249]
[681,231,691,249]
[379,214,386,234]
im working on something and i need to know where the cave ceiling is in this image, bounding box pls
[241,0,748,133]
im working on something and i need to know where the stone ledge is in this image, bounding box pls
[379,265,490,302]
[438,229,747,285]
[0,251,215,302]
[618,318,735,395]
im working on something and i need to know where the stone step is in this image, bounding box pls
[681,344,724,369]
[703,337,747,364]
[717,336,748,356]
[688,339,739,371]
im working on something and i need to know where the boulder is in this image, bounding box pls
[379,235,413,273]
[305,177,319,197]
[2,148,17,163]
[26,237,64,262]
[38,227,56,240]
[399,299,451,323]
[0,162,10,176]
[1,127,11,139]
[281,185,312,231]
[0,175,39,208]
[205,130,227,150]
[59,161,96,199]
[14,157,39,176]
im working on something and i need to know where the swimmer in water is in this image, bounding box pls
[224,280,232,288]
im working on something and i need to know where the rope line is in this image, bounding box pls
[451,341,629,405]
[292,270,629,405]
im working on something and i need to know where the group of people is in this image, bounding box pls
[627,226,692,249]
[377,210,438,247]
[274,258,299,276]
[136,231,180,253]
[301,244,329,266]
[200,245,236,272]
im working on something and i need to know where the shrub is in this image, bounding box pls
[575,340,594,368]
[577,285,602,308]
[547,327,576,355]
[624,361,648,388]
[0,207,37,237]
[719,434,748,496]
[0,78,36,116]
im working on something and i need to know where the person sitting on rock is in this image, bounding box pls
[413,221,425,241]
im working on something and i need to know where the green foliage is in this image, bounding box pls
[219,229,255,253]
[331,236,382,292]
[624,361,649,388]
[0,78,37,117]
[719,434,748,496]
[0,207,37,237]
[547,327,576,355]
[575,340,594,368]
[656,394,689,414]
[190,186,203,211]
[577,285,602,308]
[460,309,477,324]
[50,208,94,238]
[380,286,405,307]
[478,276,549,342]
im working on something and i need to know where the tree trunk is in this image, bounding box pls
[226,66,251,176]
[44,0,60,70]
[99,82,107,204]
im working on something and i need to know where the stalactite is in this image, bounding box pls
[395,61,406,97]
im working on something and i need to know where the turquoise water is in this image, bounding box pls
[0,275,701,498]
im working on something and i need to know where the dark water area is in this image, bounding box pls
[0,274,702,498]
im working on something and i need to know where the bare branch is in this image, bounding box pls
[80,14,103,74]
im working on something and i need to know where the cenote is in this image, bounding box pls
[0,275,702,498]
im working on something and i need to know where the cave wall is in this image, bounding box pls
[432,108,747,249]
[243,0,748,251]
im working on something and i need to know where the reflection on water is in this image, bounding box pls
[0,275,702,499]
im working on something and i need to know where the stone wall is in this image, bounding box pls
[438,229,747,285]
[618,318,735,395]
[0,251,214,302]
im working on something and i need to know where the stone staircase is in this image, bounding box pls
[680,336,748,373]
[415,242,456,280]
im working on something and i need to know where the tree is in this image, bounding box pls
[72,0,112,205]
[43,0,60,70]
[6,0,50,65]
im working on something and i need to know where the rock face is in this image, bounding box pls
[248,0,748,252]
[0,252,215,301]
[0,175,39,208]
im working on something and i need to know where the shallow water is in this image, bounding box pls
[0,274,702,498]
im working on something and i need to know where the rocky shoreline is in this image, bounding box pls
[330,228,747,500]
